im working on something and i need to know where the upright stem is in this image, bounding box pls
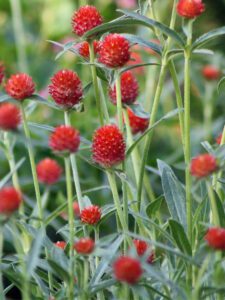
[21,103,43,224]
[0,226,5,300]
[207,181,220,227]
[64,157,75,300]
[9,0,28,73]
[89,41,104,126]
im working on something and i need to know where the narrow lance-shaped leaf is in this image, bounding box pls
[192,26,225,49]
[169,220,192,255]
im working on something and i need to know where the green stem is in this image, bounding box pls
[98,79,110,124]
[115,71,123,132]
[207,181,220,226]
[89,41,104,126]
[21,103,43,224]
[9,0,28,73]
[192,255,210,300]
[0,226,5,300]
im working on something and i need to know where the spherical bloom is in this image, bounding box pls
[74,237,95,254]
[127,52,145,75]
[133,239,154,264]
[77,41,100,58]
[202,65,220,81]
[5,73,35,101]
[113,256,142,284]
[190,154,218,178]
[205,227,225,250]
[55,241,67,250]
[176,0,205,19]
[98,34,130,68]
[92,125,126,168]
[0,103,21,131]
[216,134,222,145]
[0,62,5,85]
[126,107,149,135]
[49,125,80,154]
[0,187,22,215]
[81,205,101,225]
[71,5,103,37]
[73,201,81,218]
[37,158,62,185]
[49,70,82,108]
[109,71,139,105]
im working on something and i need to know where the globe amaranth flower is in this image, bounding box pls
[5,73,35,101]
[81,205,101,225]
[49,70,82,109]
[133,239,154,264]
[205,227,225,250]
[37,158,62,185]
[109,71,139,105]
[92,125,126,168]
[0,187,22,215]
[0,103,21,131]
[71,5,103,37]
[126,107,149,135]
[98,34,130,68]
[202,65,220,81]
[113,256,143,284]
[74,237,95,254]
[177,0,205,19]
[190,154,218,178]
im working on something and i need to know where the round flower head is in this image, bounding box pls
[113,256,143,284]
[71,5,103,37]
[98,34,130,68]
[37,158,62,185]
[0,62,5,85]
[126,107,149,135]
[109,71,139,105]
[55,241,66,250]
[5,73,35,101]
[205,227,225,250]
[49,125,80,154]
[0,103,21,131]
[77,41,100,59]
[81,205,101,225]
[177,0,205,19]
[74,237,95,254]
[49,70,82,109]
[73,201,81,218]
[133,239,154,264]
[92,125,126,168]
[202,65,220,81]
[0,187,22,215]
[190,154,218,178]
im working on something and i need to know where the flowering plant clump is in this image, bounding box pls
[1,1,225,299]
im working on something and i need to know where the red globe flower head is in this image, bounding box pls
[126,107,149,135]
[92,125,126,168]
[190,154,218,178]
[73,201,81,218]
[0,62,5,85]
[77,41,100,59]
[55,241,67,250]
[202,65,220,81]
[109,71,139,105]
[49,125,80,154]
[127,52,145,75]
[205,227,225,250]
[216,134,222,145]
[0,187,22,215]
[81,205,101,225]
[133,239,154,264]
[98,34,130,68]
[113,256,143,284]
[177,0,205,19]
[71,5,103,37]
[49,70,83,109]
[74,237,95,254]
[37,158,62,185]
[5,73,35,101]
[0,103,21,131]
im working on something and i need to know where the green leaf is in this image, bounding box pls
[28,122,54,132]
[157,160,187,230]
[120,62,160,74]
[192,26,225,49]
[29,94,60,110]
[0,95,13,103]
[126,108,182,157]
[121,33,162,55]
[146,196,163,218]
[48,259,70,283]
[44,202,67,226]
[118,10,185,47]
[214,191,225,227]
[169,220,192,255]
[217,76,225,93]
